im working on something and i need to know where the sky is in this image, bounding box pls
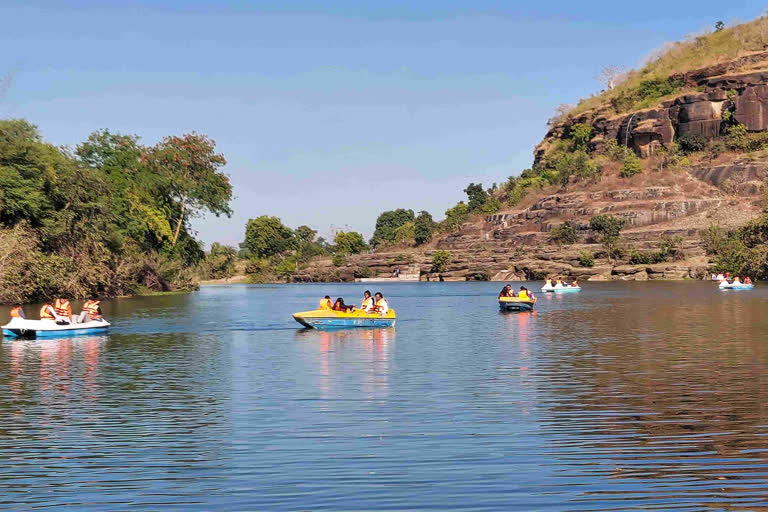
[0,0,763,246]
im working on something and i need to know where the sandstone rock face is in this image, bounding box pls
[536,57,768,163]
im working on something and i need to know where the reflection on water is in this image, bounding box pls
[2,282,768,510]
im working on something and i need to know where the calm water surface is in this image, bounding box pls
[2,282,768,511]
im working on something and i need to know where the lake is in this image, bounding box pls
[2,281,768,511]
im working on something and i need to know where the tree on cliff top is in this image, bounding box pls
[334,231,368,255]
[414,211,436,245]
[371,208,414,247]
[464,182,489,211]
[595,65,627,91]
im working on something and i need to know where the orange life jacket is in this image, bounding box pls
[82,300,102,319]
[319,298,332,310]
[361,297,373,309]
[40,305,55,320]
[54,298,71,318]
[10,307,23,318]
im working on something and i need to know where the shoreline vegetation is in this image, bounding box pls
[0,119,233,305]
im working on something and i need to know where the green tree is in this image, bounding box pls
[334,231,368,254]
[371,208,414,247]
[393,221,415,245]
[548,221,579,246]
[569,123,593,151]
[244,216,296,258]
[431,250,452,273]
[414,210,435,245]
[142,133,233,247]
[444,202,470,232]
[620,153,643,177]
[464,182,488,211]
[590,215,626,262]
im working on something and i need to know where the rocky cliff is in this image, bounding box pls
[297,53,768,283]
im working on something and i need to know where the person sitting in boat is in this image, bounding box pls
[545,278,553,287]
[53,297,72,324]
[745,276,753,285]
[77,298,103,323]
[40,302,56,321]
[319,296,332,310]
[732,276,742,284]
[9,304,25,320]
[373,292,389,316]
[360,290,374,312]
[498,285,512,298]
[518,287,530,300]
[333,298,354,312]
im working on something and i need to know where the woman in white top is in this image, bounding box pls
[374,292,389,315]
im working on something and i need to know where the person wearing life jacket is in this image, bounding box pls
[745,276,753,285]
[40,302,56,321]
[373,292,389,316]
[78,298,103,323]
[498,285,512,298]
[9,305,25,320]
[545,278,553,287]
[319,296,333,310]
[518,287,530,300]
[360,290,374,312]
[53,298,72,324]
[732,276,742,284]
[571,279,578,287]
[332,297,353,312]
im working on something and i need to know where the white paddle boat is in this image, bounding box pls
[2,318,111,338]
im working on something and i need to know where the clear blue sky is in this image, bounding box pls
[0,0,761,246]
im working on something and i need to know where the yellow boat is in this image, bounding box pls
[292,308,397,328]
[498,296,536,311]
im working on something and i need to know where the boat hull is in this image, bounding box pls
[719,284,754,290]
[292,309,396,329]
[1,318,110,339]
[498,298,535,311]
[541,286,581,293]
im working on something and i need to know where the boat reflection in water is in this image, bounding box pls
[3,336,107,399]
[295,327,395,400]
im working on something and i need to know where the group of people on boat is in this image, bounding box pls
[544,277,579,288]
[712,272,753,285]
[9,298,103,324]
[498,285,535,301]
[318,290,390,315]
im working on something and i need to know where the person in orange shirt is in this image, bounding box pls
[9,305,25,320]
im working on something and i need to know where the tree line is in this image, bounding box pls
[0,119,232,303]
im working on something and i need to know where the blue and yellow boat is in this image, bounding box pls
[498,296,536,312]
[292,308,397,329]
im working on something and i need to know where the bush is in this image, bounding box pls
[481,197,502,214]
[602,139,633,161]
[590,215,626,263]
[677,133,708,154]
[355,265,372,278]
[332,253,347,267]
[431,250,452,273]
[725,124,768,152]
[619,153,643,177]
[548,221,579,246]
[706,140,726,162]
[578,250,595,267]
[569,123,593,151]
